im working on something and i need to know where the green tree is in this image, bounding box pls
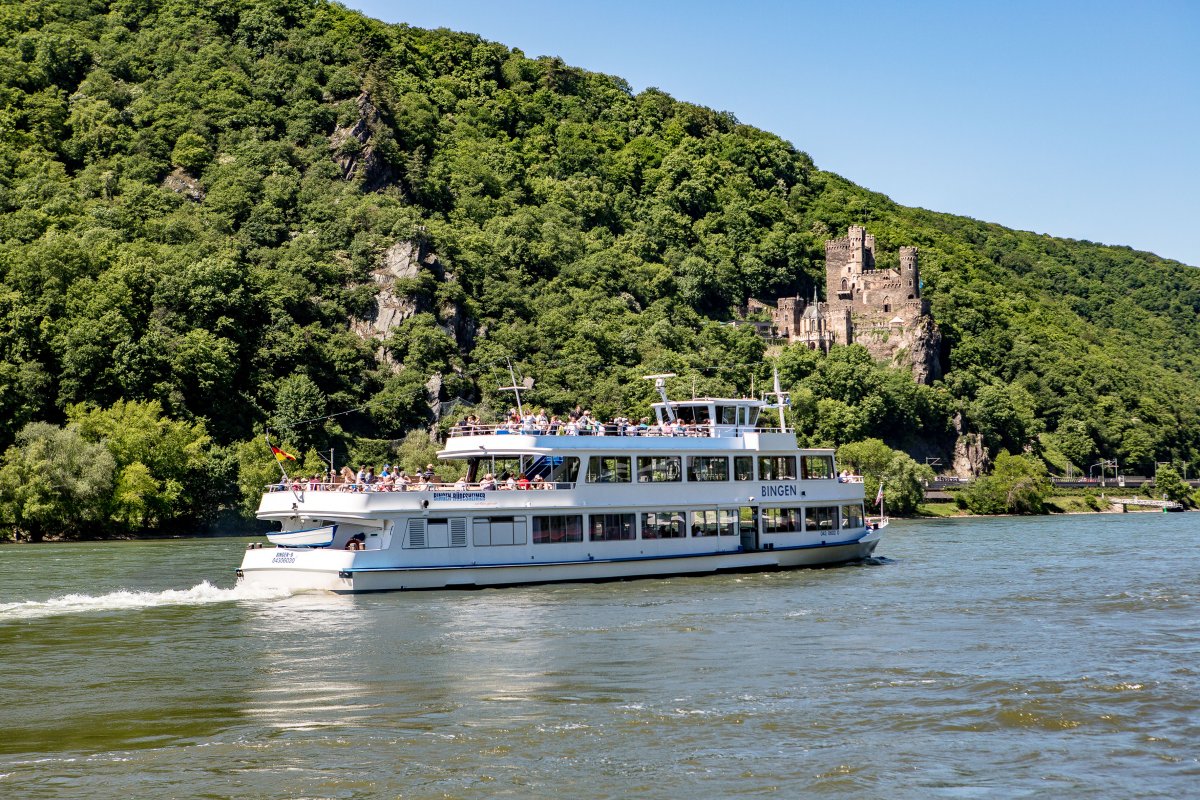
[1153,466,1190,506]
[960,452,1052,515]
[0,422,116,541]
[68,399,213,528]
[837,438,933,516]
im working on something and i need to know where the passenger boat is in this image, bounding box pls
[236,377,885,593]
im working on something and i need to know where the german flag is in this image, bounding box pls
[271,446,297,462]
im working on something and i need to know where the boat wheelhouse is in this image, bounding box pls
[237,392,884,593]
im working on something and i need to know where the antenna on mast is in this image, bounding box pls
[763,365,790,432]
[642,373,677,422]
[498,358,532,417]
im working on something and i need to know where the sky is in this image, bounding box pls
[347,0,1200,267]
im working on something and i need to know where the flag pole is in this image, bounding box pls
[264,426,292,483]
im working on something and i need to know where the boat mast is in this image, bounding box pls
[498,358,531,417]
[763,366,790,432]
[643,373,678,422]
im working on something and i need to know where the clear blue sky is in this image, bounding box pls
[347,0,1200,267]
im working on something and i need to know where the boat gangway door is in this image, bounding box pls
[739,506,759,552]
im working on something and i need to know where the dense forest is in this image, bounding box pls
[2,0,1199,537]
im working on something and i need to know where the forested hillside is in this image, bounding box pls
[2,0,1199,535]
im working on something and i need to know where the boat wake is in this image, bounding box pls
[0,580,292,622]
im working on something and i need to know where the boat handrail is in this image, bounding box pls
[444,423,789,438]
[264,481,573,493]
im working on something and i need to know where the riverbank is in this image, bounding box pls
[915,494,1187,518]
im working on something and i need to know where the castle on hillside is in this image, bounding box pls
[748,225,942,383]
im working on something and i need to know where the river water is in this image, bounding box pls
[1,513,1196,799]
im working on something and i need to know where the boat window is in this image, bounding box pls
[734,456,754,481]
[719,508,739,536]
[637,456,681,483]
[544,456,580,485]
[801,455,835,480]
[804,506,838,531]
[761,507,803,534]
[532,514,583,544]
[840,504,864,529]
[473,516,526,546]
[589,513,635,541]
[690,509,721,536]
[747,408,760,428]
[640,511,685,539]
[586,456,632,483]
[758,456,797,480]
[687,456,729,482]
[691,509,717,537]
[719,406,737,426]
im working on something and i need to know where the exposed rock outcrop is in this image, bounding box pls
[162,167,204,201]
[350,239,474,403]
[952,413,989,477]
[329,91,392,189]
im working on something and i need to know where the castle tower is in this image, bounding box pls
[899,246,919,300]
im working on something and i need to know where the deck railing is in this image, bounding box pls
[265,480,572,494]
[445,423,788,438]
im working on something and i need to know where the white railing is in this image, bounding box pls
[265,481,571,494]
[445,423,789,438]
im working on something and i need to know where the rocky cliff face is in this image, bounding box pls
[350,239,474,422]
[951,413,989,477]
[854,314,943,385]
[329,91,392,189]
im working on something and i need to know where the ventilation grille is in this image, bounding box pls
[407,519,426,548]
[450,518,467,547]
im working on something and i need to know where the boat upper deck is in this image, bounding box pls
[439,428,811,458]
[440,396,814,457]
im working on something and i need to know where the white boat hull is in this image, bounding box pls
[237,528,882,594]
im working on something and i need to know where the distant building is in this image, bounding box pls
[749,226,941,383]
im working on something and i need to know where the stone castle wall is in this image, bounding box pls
[753,226,941,383]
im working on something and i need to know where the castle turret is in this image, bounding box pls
[899,246,919,299]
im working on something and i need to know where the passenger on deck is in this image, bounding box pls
[505,474,518,490]
[516,473,530,490]
[454,475,467,490]
[345,532,366,551]
[480,473,497,491]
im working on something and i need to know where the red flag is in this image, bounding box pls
[271,446,297,462]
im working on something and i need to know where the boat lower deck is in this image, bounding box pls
[236,529,882,593]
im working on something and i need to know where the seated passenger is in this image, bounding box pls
[454,475,467,490]
[479,473,497,491]
[516,473,530,490]
[345,533,366,550]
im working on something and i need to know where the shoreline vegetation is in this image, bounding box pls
[3,2,1200,541]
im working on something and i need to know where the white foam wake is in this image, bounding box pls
[0,580,292,621]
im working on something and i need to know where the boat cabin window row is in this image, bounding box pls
[406,504,865,548]
[759,504,866,535]
[582,454,835,484]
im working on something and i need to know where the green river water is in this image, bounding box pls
[1,513,1196,799]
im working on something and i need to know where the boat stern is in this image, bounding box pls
[236,546,357,593]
